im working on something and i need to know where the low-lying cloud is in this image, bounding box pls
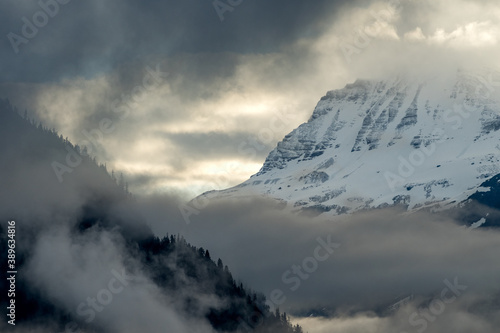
[137,193,500,331]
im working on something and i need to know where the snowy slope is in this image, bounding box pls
[199,69,500,216]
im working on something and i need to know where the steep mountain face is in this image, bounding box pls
[201,70,500,218]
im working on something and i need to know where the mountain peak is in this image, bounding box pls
[200,70,500,217]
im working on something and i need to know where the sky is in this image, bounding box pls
[2,0,500,198]
[3,1,500,332]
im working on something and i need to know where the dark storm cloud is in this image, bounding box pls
[0,0,358,83]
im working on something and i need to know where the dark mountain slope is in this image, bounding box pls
[0,99,302,333]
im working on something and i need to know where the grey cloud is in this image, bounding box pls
[0,0,357,83]
[138,195,500,317]
[162,131,274,161]
[125,172,195,196]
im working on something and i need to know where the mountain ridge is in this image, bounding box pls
[198,69,500,220]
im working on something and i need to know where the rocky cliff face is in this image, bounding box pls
[200,69,500,217]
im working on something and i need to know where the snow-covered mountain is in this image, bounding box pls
[199,69,500,217]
